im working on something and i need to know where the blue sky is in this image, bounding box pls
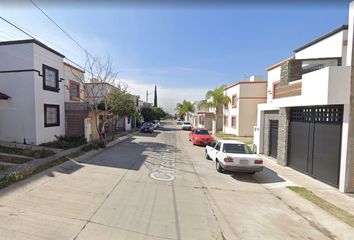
[0,1,350,112]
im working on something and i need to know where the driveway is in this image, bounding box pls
[0,121,332,240]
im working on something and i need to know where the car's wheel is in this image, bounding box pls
[205,150,211,160]
[248,172,256,175]
[216,160,223,173]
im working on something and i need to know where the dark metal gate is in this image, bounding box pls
[288,105,343,187]
[269,120,279,159]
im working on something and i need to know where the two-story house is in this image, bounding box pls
[63,62,88,138]
[254,24,353,192]
[0,39,66,145]
[223,75,267,136]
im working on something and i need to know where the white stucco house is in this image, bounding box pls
[0,39,66,145]
[254,20,354,192]
[223,75,267,136]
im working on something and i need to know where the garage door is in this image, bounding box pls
[288,105,343,187]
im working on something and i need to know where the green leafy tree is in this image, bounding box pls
[175,100,194,119]
[198,85,230,126]
[108,89,138,118]
[141,106,167,122]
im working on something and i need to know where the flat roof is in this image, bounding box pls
[294,25,348,53]
[0,39,65,58]
[224,81,267,91]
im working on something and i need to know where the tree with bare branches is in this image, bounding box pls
[67,53,125,143]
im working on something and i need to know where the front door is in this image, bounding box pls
[269,120,278,159]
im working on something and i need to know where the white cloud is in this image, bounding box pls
[122,78,207,113]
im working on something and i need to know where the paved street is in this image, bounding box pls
[0,121,335,240]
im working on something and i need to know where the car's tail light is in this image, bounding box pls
[255,159,263,164]
[224,157,233,163]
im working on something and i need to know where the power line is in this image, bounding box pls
[0,16,36,40]
[29,0,94,58]
[0,15,89,74]
[0,15,127,92]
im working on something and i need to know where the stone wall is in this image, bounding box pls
[262,110,279,156]
[262,108,289,166]
[277,108,290,166]
[280,59,302,85]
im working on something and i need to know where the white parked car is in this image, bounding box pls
[205,140,263,174]
[176,119,183,125]
[181,121,192,130]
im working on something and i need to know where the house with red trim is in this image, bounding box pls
[63,62,88,138]
[223,75,267,136]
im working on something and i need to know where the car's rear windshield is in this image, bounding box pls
[183,122,191,125]
[195,129,209,135]
[222,143,253,154]
[143,123,153,127]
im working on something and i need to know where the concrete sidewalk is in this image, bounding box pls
[254,157,354,239]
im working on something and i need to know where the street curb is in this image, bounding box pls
[0,130,138,190]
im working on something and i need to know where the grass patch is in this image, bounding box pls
[215,132,253,145]
[0,145,55,159]
[40,135,87,149]
[287,186,354,228]
[0,155,32,164]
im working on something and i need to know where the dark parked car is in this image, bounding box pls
[141,122,154,133]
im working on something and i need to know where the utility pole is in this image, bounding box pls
[146,90,148,103]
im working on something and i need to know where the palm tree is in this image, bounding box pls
[175,100,194,119]
[198,85,230,131]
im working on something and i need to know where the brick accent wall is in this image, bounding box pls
[274,82,302,99]
[65,103,88,137]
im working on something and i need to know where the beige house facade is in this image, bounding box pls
[223,76,267,136]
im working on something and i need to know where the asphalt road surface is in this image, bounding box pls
[0,121,332,240]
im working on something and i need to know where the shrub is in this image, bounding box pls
[81,140,105,152]
[0,145,55,158]
[41,135,87,149]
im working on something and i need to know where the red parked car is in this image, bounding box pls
[188,128,214,146]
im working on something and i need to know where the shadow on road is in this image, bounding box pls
[229,167,286,184]
[80,137,178,171]
[136,131,161,138]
